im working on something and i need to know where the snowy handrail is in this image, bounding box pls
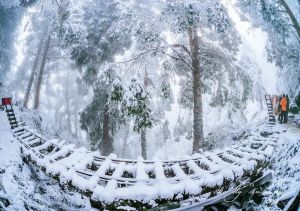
[12,125,276,204]
[4,104,277,209]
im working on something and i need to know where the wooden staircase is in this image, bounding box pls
[2,98,19,129]
[265,95,276,126]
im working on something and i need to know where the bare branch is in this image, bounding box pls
[277,0,300,41]
[171,44,191,57]
[160,38,191,56]
[114,46,166,64]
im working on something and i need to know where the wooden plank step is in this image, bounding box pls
[13,128,25,133]
[8,116,16,121]
[20,133,34,139]
[9,120,18,125]
[10,122,19,126]
[26,137,38,143]
[21,134,35,140]
[16,132,27,137]
[29,140,43,148]
[6,113,15,117]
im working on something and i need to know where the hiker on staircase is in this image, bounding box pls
[279,94,288,124]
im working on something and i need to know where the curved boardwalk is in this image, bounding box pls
[4,95,277,209]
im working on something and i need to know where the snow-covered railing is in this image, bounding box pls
[10,124,277,209]
[4,100,278,210]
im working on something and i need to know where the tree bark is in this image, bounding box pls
[23,32,45,108]
[100,101,114,156]
[278,0,300,40]
[74,97,79,138]
[33,34,51,109]
[121,124,130,158]
[141,128,147,159]
[140,69,150,159]
[188,27,204,153]
[65,69,72,134]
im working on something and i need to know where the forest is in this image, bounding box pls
[0,0,300,210]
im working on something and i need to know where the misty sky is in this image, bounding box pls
[226,0,278,94]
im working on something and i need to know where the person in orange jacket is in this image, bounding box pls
[280,94,288,124]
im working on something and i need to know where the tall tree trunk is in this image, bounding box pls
[23,32,45,108]
[100,100,113,156]
[33,34,51,109]
[65,69,72,134]
[74,97,79,138]
[188,27,204,153]
[140,70,150,159]
[278,0,300,40]
[121,124,130,158]
[141,129,147,159]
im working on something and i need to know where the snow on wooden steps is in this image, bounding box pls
[229,148,265,161]
[12,120,277,204]
[46,147,95,178]
[84,157,112,191]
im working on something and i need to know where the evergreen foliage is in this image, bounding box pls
[125,80,154,132]
[236,0,300,97]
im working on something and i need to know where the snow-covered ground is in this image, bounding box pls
[0,111,93,210]
[253,123,300,210]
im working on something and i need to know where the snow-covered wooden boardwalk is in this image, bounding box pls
[3,95,278,209]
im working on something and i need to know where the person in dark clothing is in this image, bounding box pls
[286,94,289,123]
[278,95,283,122]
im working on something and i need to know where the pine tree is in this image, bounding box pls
[159,1,249,152]
[236,0,300,97]
[62,0,133,154]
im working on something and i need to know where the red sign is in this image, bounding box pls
[2,98,12,105]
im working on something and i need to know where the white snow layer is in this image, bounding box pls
[2,109,300,209]
[0,111,93,210]
[7,120,275,204]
